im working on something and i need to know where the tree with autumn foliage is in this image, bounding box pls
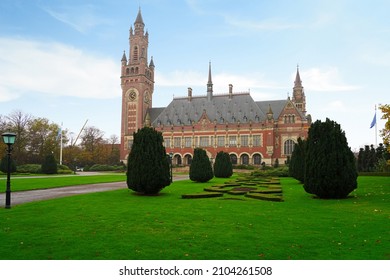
[379,104,390,155]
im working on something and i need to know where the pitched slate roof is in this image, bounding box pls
[149,92,295,126]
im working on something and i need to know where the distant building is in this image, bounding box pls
[120,9,312,165]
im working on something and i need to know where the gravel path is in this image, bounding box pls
[0,175,188,207]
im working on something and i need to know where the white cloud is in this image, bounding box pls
[41,4,111,33]
[300,67,359,92]
[0,37,119,102]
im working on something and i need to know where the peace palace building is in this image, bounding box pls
[120,10,312,166]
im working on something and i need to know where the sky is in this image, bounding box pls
[0,0,388,151]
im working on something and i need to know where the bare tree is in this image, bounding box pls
[5,110,32,164]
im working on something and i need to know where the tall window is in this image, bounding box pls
[174,137,181,148]
[241,135,249,147]
[164,138,171,148]
[200,136,209,147]
[217,136,225,147]
[133,46,138,61]
[284,115,296,124]
[284,139,295,155]
[184,137,192,148]
[229,136,237,147]
[253,135,261,146]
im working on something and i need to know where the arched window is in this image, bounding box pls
[185,154,192,165]
[126,68,130,75]
[253,154,262,165]
[284,139,295,155]
[241,154,249,165]
[174,155,182,165]
[230,154,237,165]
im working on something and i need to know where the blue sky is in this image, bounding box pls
[0,0,388,150]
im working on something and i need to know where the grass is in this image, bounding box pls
[0,173,126,192]
[0,175,388,260]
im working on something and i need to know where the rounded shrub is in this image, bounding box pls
[304,118,358,198]
[41,154,58,174]
[189,148,214,183]
[213,151,233,178]
[17,164,41,174]
[127,126,171,195]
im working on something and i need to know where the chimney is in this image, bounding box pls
[229,84,233,99]
[188,87,192,101]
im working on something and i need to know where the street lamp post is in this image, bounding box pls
[169,152,173,183]
[2,132,16,209]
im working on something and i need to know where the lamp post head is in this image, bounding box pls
[169,152,173,159]
[2,132,16,145]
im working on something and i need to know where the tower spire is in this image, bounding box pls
[135,7,144,25]
[207,61,213,101]
[292,65,306,115]
[294,65,302,87]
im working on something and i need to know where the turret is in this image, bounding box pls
[207,62,213,101]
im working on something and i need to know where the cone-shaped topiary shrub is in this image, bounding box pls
[213,151,233,178]
[304,118,357,198]
[289,137,306,183]
[41,154,58,174]
[189,148,214,182]
[127,126,171,195]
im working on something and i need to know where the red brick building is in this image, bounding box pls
[120,9,311,166]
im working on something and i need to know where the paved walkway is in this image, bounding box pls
[0,174,189,207]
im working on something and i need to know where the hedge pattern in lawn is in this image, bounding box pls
[127,126,171,195]
[182,174,284,202]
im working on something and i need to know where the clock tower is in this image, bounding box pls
[120,8,155,161]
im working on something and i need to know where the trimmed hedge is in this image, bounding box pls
[249,189,282,194]
[182,192,224,199]
[358,172,390,177]
[227,190,249,195]
[203,186,229,193]
[245,193,284,202]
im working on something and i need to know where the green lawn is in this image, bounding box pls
[0,173,126,192]
[0,175,388,260]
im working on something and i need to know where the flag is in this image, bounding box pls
[370,112,376,129]
[56,127,62,141]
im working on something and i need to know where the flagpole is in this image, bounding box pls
[60,123,63,165]
[375,105,377,147]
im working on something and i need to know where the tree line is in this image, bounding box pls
[0,110,120,170]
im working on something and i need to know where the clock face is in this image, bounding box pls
[127,89,137,101]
